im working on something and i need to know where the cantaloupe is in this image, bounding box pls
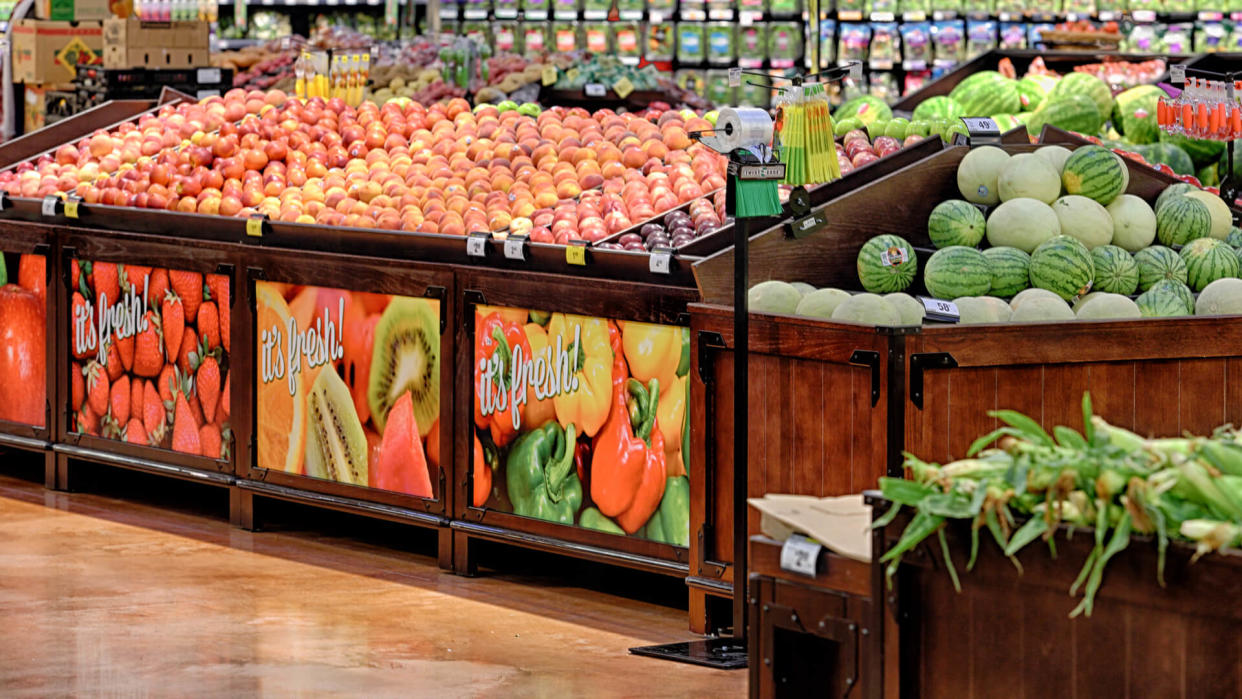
[1010,287,1065,311]
[957,146,1012,205]
[749,281,802,314]
[791,281,817,296]
[1052,195,1115,249]
[830,293,901,325]
[883,292,925,325]
[1184,190,1233,240]
[795,288,851,319]
[998,153,1062,204]
[1105,194,1157,252]
[986,198,1062,252]
[1195,278,1242,316]
[1010,295,1075,322]
[1075,293,1142,320]
[1035,145,1072,174]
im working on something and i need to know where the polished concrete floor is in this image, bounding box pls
[0,463,744,697]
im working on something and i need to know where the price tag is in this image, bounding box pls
[542,65,558,86]
[648,9,661,22]
[612,77,634,99]
[63,197,79,219]
[466,231,489,257]
[196,67,222,84]
[41,195,60,217]
[246,213,266,237]
[0,192,8,211]
[920,297,961,323]
[869,10,894,20]
[1170,63,1187,85]
[566,241,587,266]
[584,83,607,98]
[848,61,863,82]
[1132,9,1156,21]
[788,211,826,239]
[736,163,786,180]
[779,534,822,577]
[728,66,741,87]
[648,247,673,274]
[503,234,528,261]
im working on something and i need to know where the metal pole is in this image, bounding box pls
[732,214,749,639]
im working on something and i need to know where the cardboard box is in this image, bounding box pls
[35,0,111,22]
[11,19,104,84]
[102,18,209,69]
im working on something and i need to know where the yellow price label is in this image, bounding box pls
[612,76,634,99]
[542,65,558,86]
[566,68,580,83]
[565,244,586,266]
[246,216,265,237]
[63,199,79,219]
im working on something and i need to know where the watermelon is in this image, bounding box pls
[986,198,1061,252]
[991,114,1022,131]
[1052,195,1114,249]
[1155,195,1213,247]
[956,146,1011,205]
[1029,235,1095,301]
[1145,142,1196,176]
[1134,246,1189,291]
[1028,94,1102,137]
[833,96,892,126]
[1051,72,1115,120]
[1106,194,1157,252]
[1180,237,1241,292]
[923,246,992,299]
[857,234,918,293]
[913,95,964,121]
[1075,293,1142,321]
[1062,145,1127,205]
[1160,130,1226,169]
[1227,227,1242,249]
[981,246,1031,297]
[949,71,1021,116]
[928,200,986,249]
[1017,76,1051,112]
[1136,279,1193,317]
[1112,85,1164,145]
[1198,164,1221,188]
[1155,182,1197,212]
[1196,278,1242,316]
[1010,295,1075,322]
[1089,245,1139,295]
[831,293,901,325]
[1183,190,1232,240]
[998,153,1061,204]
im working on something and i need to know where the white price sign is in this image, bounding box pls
[196,67,222,84]
[584,83,607,97]
[779,534,822,577]
[503,235,527,261]
[41,195,59,217]
[1170,64,1187,84]
[466,233,489,257]
[648,248,672,274]
[920,297,961,323]
[960,117,999,134]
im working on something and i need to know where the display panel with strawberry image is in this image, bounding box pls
[472,306,690,547]
[0,253,47,428]
[255,283,439,498]
[68,260,232,460]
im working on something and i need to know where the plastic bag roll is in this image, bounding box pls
[700,107,774,152]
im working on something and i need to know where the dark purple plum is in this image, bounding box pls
[618,233,643,245]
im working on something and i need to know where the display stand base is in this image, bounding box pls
[628,638,748,670]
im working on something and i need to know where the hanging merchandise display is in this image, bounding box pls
[776,82,841,187]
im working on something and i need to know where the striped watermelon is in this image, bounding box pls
[834,96,892,126]
[1156,182,1198,212]
[928,200,986,248]
[1180,237,1241,292]
[1113,85,1164,145]
[949,71,1021,116]
[981,246,1031,298]
[1029,94,1102,137]
[1137,279,1194,317]
[857,234,918,293]
[1159,130,1226,168]
[1227,226,1242,249]
[1145,143,1195,176]
[1062,146,1126,205]
[1017,76,1052,112]
[1134,246,1189,291]
[1050,72,1115,121]
[923,246,991,299]
[1155,195,1213,247]
[1089,245,1139,295]
[913,95,965,121]
[1029,235,1095,301]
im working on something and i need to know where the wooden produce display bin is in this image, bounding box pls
[450,266,699,577]
[877,506,1242,698]
[748,535,884,699]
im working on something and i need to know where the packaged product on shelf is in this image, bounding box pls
[552,0,578,15]
[999,21,1026,49]
[494,21,519,52]
[993,0,1022,13]
[615,23,641,58]
[615,0,643,13]
[871,0,899,16]
[582,0,609,12]
[738,0,767,14]
[552,22,579,53]
[1127,0,1163,10]
[494,0,520,15]
[817,20,836,70]
[837,0,865,15]
[1121,23,1159,52]
[868,70,899,102]
[704,69,735,104]
[899,0,931,15]
[869,22,899,69]
[706,22,736,65]
[903,69,930,95]
[675,68,706,95]
[1162,23,1193,53]
[1165,0,1193,10]
[962,0,992,13]
[838,23,871,66]
[768,0,798,16]
[1028,22,1054,50]
[1096,0,1123,11]
[1063,0,1095,13]
[740,74,771,106]
[1196,22,1227,52]
[677,22,706,63]
[966,19,996,60]
[932,20,963,67]
[1226,25,1242,51]
[522,23,548,56]
[680,0,706,17]
[442,20,461,35]
[462,21,490,45]
[767,21,801,67]
[583,23,609,53]
[739,24,768,68]
[645,22,675,61]
[647,0,676,19]
[900,22,930,70]
[522,0,550,16]
[930,0,963,13]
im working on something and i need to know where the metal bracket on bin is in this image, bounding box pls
[908,352,958,410]
[849,350,881,407]
[462,290,486,335]
[424,285,448,333]
[696,330,726,385]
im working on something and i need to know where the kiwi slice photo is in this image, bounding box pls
[368,297,441,436]
[305,368,369,487]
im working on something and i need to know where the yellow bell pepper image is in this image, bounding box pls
[622,321,682,390]
[549,314,613,438]
[658,374,688,477]
[521,322,558,430]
